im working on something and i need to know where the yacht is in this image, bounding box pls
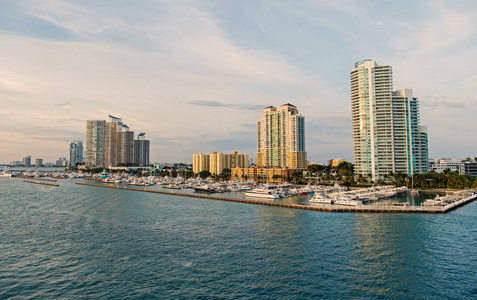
[310,193,334,204]
[334,196,361,206]
[193,185,218,193]
[0,169,13,177]
[244,187,280,199]
[424,195,446,206]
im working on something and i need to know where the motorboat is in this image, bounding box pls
[193,185,218,193]
[309,193,334,204]
[0,170,13,177]
[334,196,361,206]
[244,187,280,199]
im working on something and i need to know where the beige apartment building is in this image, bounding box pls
[256,104,307,169]
[193,151,249,175]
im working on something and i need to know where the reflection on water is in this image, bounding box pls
[0,178,476,299]
[348,214,434,297]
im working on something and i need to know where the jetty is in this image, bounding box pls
[24,180,59,187]
[75,182,477,214]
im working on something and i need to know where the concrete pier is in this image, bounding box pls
[75,182,477,214]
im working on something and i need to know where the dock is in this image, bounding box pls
[75,182,477,213]
[24,180,59,187]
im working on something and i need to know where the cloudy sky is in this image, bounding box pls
[1,0,476,164]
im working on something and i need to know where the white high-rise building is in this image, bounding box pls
[85,120,106,168]
[350,59,429,181]
[256,104,306,169]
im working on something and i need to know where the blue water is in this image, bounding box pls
[1,178,476,299]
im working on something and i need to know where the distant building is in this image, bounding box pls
[193,151,249,175]
[134,133,150,166]
[330,158,348,167]
[35,158,43,167]
[10,161,22,166]
[85,120,106,168]
[231,166,300,183]
[117,126,134,165]
[429,158,477,177]
[429,158,461,173]
[23,156,31,167]
[256,104,307,169]
[56,157,68,167]
[461,161,477,177]
[350,59,429,181]
[69,140,84,166]
[193,153,210,174]
[105,115,134,167]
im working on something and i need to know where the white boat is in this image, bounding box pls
[423,195,444,206]
[334,196,361,206]
[0,170,13,177]
[244,188,280,199]
[310,193,334,204]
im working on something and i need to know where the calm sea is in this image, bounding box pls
[1,178,476,299]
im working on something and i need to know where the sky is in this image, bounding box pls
[1,0,476,164]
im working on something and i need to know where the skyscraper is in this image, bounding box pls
[105,115,121,167]
[256,104,306,169]
[117,125,134,165]
[134,133,150,166]
[85,120,106,168]
[105,115,134,167]
[69,140,84,167]
[350,59,429,181]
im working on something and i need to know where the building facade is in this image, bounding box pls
[23,156,31,167]
[350,59,429,181]
[69,140,84,167]
[231,166,299,183]
[105,115,135,167]
[330,158,348,167]
[256,104,306,169]
[35,158,43,167]
[134,133,150,166]
[193,151,249,175]
[461,161,477,177]
[429,158,477,176]
[85,120,106,168]
[193,153,210,174]
[56,157,68,167]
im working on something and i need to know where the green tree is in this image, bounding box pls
[199,170,211,179]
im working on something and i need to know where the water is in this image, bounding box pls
[1,178,476,299]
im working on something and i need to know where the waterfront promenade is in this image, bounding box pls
[75,182,477,214]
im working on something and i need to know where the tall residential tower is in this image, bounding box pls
[134,133,150,166]
[105,115,134,167]
[350,59,429,181]
[256,104,306,169]
[85,120,106,168]
[69,140,84,167]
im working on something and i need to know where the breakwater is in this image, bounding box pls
[24,180,59,187]
[75,182,477,213]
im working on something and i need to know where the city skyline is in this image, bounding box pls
[1,1,476,163]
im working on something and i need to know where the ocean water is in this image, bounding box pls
[1,178,476,299]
